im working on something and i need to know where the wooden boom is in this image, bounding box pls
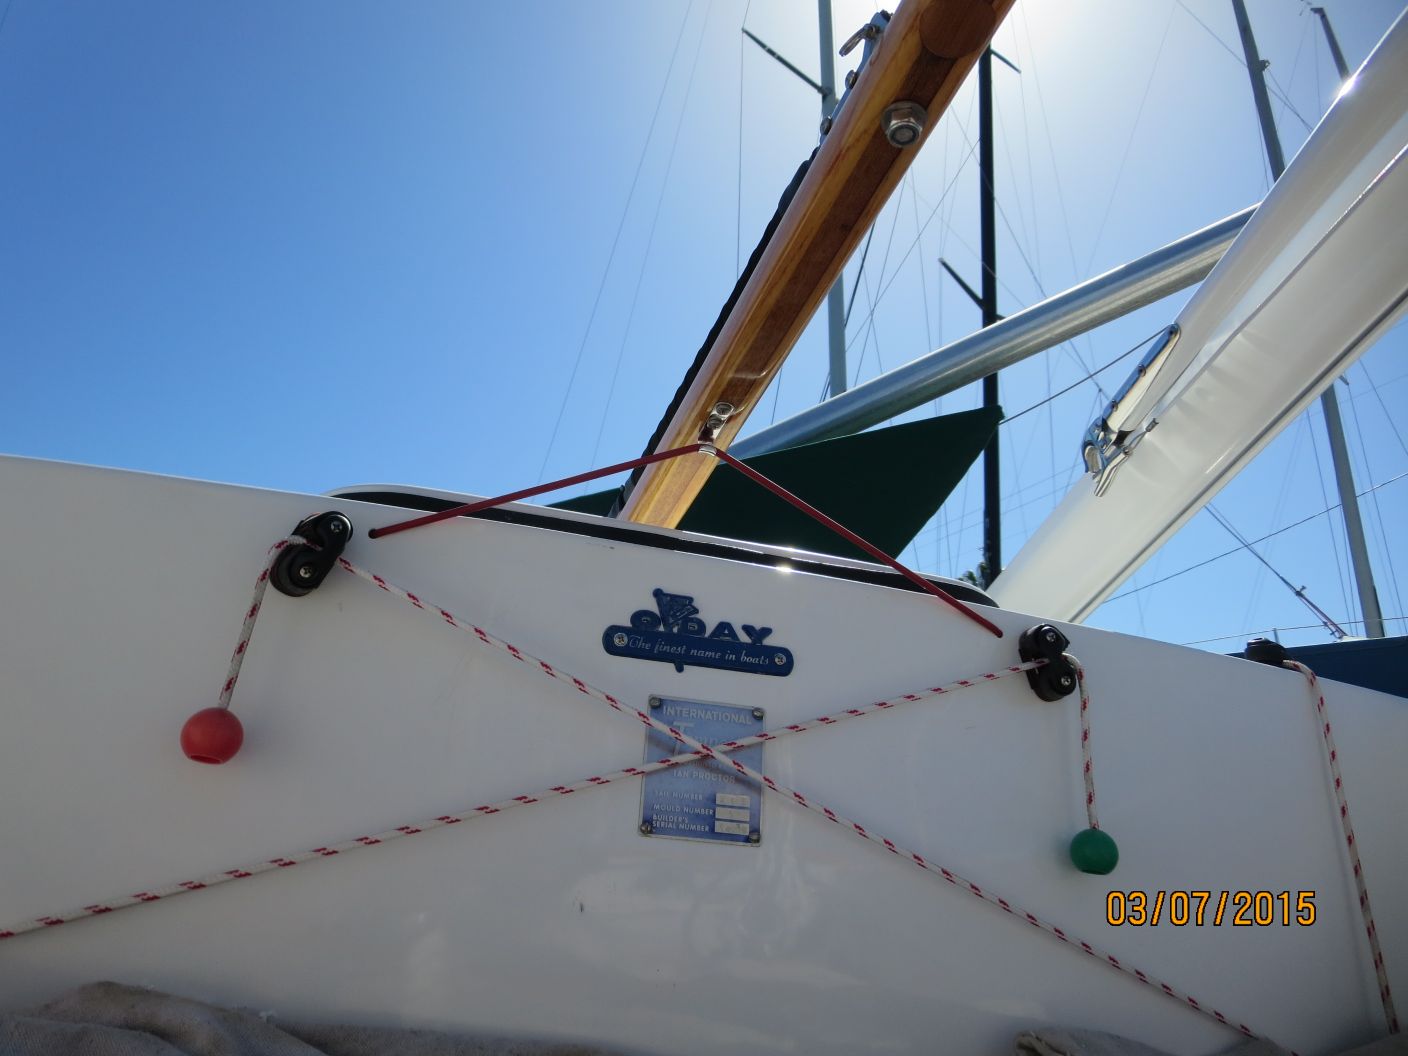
[618,0,1012,528]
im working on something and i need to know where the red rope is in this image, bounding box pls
[712,449,1003,638]
[368,443,1001,638]
[368,444,706,538]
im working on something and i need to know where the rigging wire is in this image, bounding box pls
[1000,326,1166,425]
[839,130,978,348]
[1277,12,1315,138]
[845,182,906,367]
[736,3,751,278]
[842,223,878,328]
[1344,365,1408,633]
[1180,617,1408,648]
[1205,504,1347,638]
[1015,5,1110,433]
[1359,361,1408,459]
[1240,414,1308,626]
[1018,6,1083,302]
[1105,470,1408,602]
[920,172,1111,401]
[590,2,713,466]
[847,217,895,388]
[809,214,878,409]
[1173,0,1316,131]
[1084,3,1177,278]
[535,4,696,482]
[910,176,935,352]
[1306,411,1355,620]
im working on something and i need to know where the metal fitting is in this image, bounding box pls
[881,101,927,147]
[701,402,735,443]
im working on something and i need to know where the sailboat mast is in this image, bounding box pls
[1231,0,1386,639]
[978,47,1001,585]
[819,2,849,398]
[1310,7,1350,84]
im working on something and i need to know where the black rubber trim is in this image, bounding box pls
[335,489,997,608]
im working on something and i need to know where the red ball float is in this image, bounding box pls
[180,707,244,764]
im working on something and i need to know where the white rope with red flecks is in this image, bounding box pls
[0,550,1040,938]
[0,548,1280,1048]
[0,660,1040,940]
[1284,659,1398,1033]
[217,538,298,710]
[1075,659,1100,830]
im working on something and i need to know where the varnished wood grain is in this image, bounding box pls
[619,0,1014,528]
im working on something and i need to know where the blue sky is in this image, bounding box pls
[2,0,1405,650]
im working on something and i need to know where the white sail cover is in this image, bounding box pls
[991,11,1408,623]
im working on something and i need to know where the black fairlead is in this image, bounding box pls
[1017,623,1077,701]
[271,512,353,598]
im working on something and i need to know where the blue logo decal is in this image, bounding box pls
[603,588,794,676]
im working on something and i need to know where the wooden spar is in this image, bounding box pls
[618,0,1013,528]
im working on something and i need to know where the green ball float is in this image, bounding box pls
[1069,827,1119,875]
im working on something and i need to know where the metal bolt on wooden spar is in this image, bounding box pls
[882,101,927,147]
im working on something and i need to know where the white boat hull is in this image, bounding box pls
[1,454,1404,1054]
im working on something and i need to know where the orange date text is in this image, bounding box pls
[1105,890,1316,927]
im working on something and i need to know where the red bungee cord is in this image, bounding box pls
[368,444,1002,638]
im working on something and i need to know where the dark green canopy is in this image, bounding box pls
[551,406,1000,562]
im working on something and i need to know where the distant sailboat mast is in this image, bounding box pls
[939,45,1017,586]
[1232,0,1387,639]
[741,2,850,398]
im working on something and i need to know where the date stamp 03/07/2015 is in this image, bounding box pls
[1106,890,1318,927]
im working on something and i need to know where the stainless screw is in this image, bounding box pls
[773,653,787,666]
[881,101,927,147]
[1059,674,1075,690]
[297,564,315,580]
[1043,628,1060,644]
[329,520,344,534]
[751,707,765,721]
[639,822,653,835]
[747,831,761,845]
[649,696,662,709]
[613,632,628,647]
